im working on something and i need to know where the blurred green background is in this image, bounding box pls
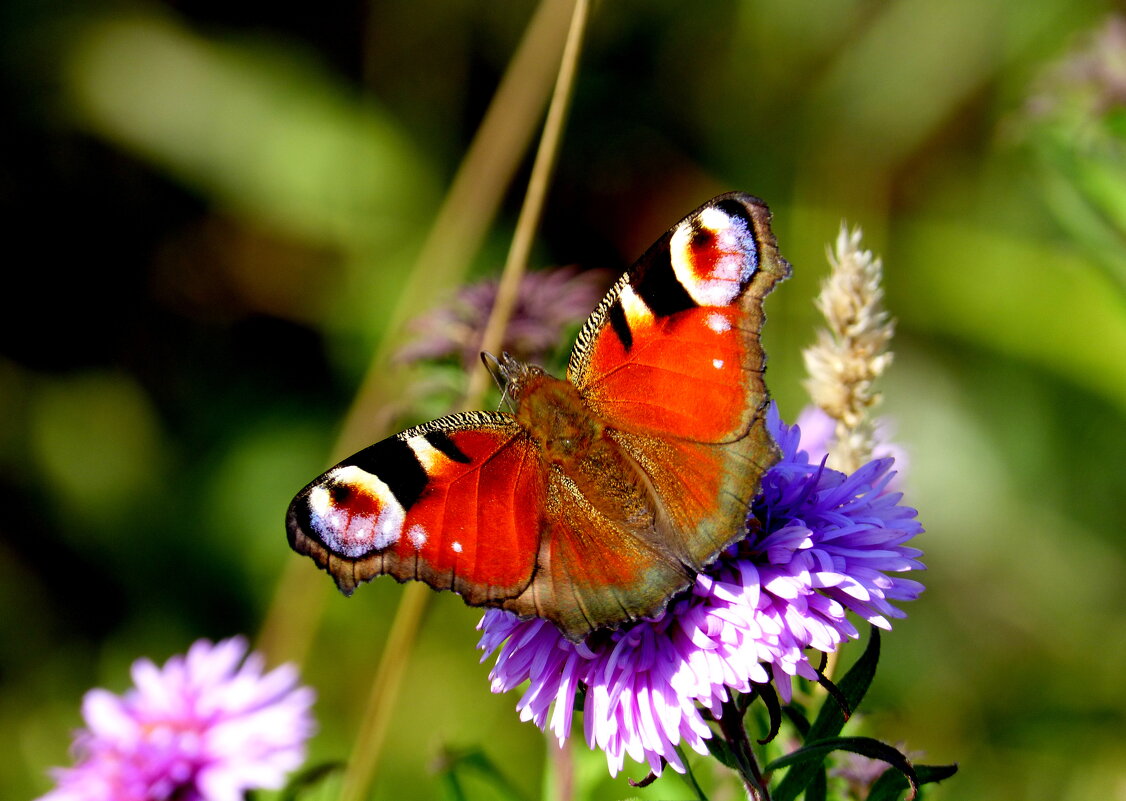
[2,0,1124,799]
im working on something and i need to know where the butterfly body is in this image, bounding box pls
[287,193,791,641]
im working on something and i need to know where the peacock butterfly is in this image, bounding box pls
[286,193,791,641]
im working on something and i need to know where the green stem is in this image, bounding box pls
[718,697,770,801]
[675,745,710,801]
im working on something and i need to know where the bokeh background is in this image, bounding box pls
[3,0,1124,799]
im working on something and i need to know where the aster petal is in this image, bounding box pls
[548,651,581,743]
[81,689,137,743]
[131,658,180,716]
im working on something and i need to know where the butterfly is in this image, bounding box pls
[286,193,791,642]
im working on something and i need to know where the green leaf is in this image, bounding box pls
[770,628,881,801]
[278,760,345,801]
[768,736,907,770]
[782,704,811,739]
[441,768,468,801]
[867,763,959,801]
[810,627,881,740]
[705,732,740,771]
[804,768,828,801]
[436,747,529,801]
[676,745,712,801]
[754,684,784,744]
[769,737,918,799]
[811,667,852,722]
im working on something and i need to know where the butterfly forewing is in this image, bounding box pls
[287,411,546,604]
[569,193,787,443]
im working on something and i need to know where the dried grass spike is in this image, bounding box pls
[802,224,895,472]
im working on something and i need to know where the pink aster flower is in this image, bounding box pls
[39,637,315,801]
[477,404,924,778]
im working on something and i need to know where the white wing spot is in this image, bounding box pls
[619,284,653,327]
[451,541,463,553]
[371,520,400,550]
[706,312,731,333]
[407,525,428,549]
[406,435,444,472]
[712,359,724,369]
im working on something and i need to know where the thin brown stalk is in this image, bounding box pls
[338,3,591,801]
[465,0,591,399]
[545,738,575,801]
[340,0,581,453]
[256,0,577,671]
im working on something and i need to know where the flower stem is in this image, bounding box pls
[338,3,591,801]
[338,581,428,801]
[464,0,591,401]
[718,697,771,801]
[255,0,577,672]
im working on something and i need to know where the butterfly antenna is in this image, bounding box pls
[480,351,515,411]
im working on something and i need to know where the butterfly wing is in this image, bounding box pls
[286,411,546,606]
[563,192,791,576]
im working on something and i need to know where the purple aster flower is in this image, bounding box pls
[395,267,609,370]
[477,404,924,778]
[39,637,315,801]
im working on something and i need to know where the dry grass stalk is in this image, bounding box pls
[802,224,895,473]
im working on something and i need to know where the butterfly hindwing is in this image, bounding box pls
[287,411,546,605]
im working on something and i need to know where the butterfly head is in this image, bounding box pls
[481,350,546,411]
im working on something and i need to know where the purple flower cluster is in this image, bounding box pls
[395,267,609,369]
[40,637,315,801]
[478,405,924,777]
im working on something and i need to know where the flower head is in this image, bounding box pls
[1024,14,1126,124]
[396,267,609,370]
[478,406,924,778]
[40,637,315,801]
[802,224,895,473]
